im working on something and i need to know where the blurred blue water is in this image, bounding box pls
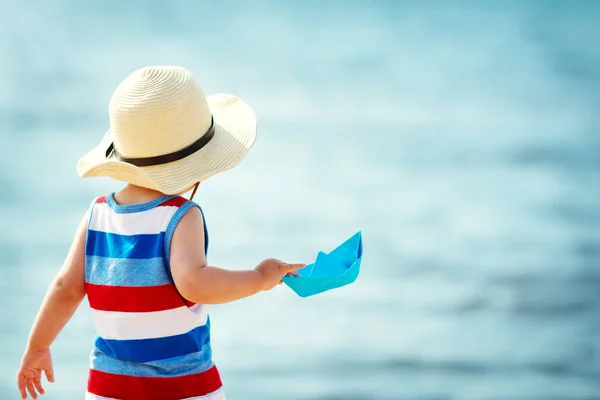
[1,1,599,399]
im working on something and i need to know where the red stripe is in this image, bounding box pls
[85,283,188,312]
[88,365,222,399]
[96,196,107,204]
[160,197,187,207]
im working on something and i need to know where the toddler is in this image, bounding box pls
[17,66,304,400]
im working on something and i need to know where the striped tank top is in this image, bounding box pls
[83,193,225,400]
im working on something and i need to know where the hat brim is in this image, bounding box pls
[77,93,257,194]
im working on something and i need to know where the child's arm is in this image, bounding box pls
[170,207,304,304]
[17,212,88,399]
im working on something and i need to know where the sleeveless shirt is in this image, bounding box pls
[83,194,224,400]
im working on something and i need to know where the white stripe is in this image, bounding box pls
[90,203,178,235]
[86,389,225,400]
[85,393,115,400]
[182,388,227,400]
[92,304,208,340]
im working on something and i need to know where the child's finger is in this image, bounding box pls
[33,377,44,395]
[17,377,27,399]
[284,263,305,273]
[45,368,55,383]
[284,271,301,278]
[26,381,37,399]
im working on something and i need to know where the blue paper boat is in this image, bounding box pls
[283,231,363,297]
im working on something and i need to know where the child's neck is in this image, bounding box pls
[113,184,166,206]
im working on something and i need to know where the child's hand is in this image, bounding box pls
[17,348,54,399]
[255,258,305,291]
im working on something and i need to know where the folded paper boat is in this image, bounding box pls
[282,231,363,297]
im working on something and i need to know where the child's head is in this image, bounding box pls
[77,66,257,194]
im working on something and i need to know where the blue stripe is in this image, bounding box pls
[86,230,164,259]
[85,256,171,286]
[90,343,214,377]
[94,321,211,363]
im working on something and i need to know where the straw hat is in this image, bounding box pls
[77,66,257,194]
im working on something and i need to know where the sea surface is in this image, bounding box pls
[1,1,599,399]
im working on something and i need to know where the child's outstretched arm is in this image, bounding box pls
[170,207,304,304]
[17,213,88,399]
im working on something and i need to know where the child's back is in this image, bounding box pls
[85,193,220,399]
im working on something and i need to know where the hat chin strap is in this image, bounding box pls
[189,182,200,201]
[105,116,215,167]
